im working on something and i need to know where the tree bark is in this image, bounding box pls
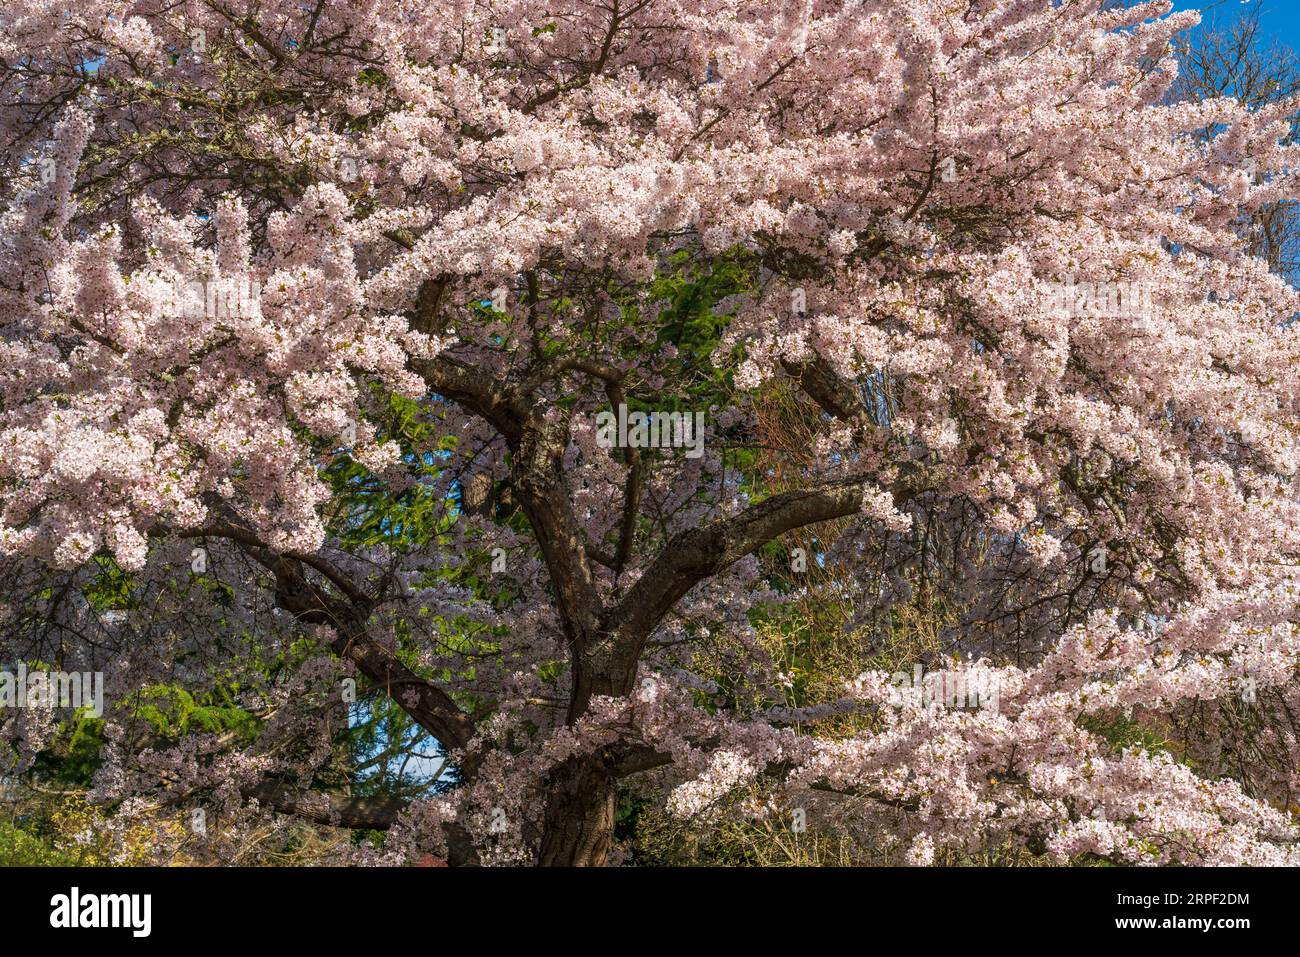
[537,756,617,866]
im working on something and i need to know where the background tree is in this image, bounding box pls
[1174,0,1300,279]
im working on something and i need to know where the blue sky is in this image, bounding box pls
[1168,0,1300,51]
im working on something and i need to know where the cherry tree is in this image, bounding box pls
[2,0,1300,866]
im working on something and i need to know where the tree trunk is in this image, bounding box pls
[537,756,617,866]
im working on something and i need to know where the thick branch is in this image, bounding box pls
[781,356,868,421]
[509,417,604,656]
[601,479,873,689]
[244,781,407,830]
[187,526,480,761]
[243,781,481,864]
